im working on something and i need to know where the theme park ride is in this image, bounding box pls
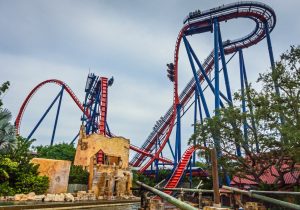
[15,1,276,191]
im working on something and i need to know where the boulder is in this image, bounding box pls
[65,193,74,202]
[14,194,26,201]
[44,194,55,202]
[27,192,36,201]
[54,193,65,202]
[6,196,14,201]
[35,195,45,201]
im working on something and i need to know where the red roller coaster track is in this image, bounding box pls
[15,79,89,135]
[14,79,165,162]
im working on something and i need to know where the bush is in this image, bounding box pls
[35,143,76,162]
[14,174,49,194]
[0,137,49,196]
[68,165,89,184]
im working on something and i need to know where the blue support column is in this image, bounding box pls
[264,22,280,96]
[175,104,182,165]
[184,38,229,106]
[167,138,175,160]
[213,18,222,157]
[239,49,248,147]
[214,18,220,116]
[27,90,62,140]
[70,132,79,145]
[155,137,159,182]
[51,87,64,146]
[241,53,260,153]
[106,122,112,137]
[218,24,232,103]
[189,160,193,188]
[192,91,198,166]
[183,36,210,118]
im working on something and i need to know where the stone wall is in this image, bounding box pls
[74,128,130,170]
[31,158,71,194]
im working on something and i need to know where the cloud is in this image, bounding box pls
[1,0,300,162]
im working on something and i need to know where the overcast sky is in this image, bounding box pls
[1,0,299,159]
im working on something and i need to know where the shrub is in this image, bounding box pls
[68,165,89,184]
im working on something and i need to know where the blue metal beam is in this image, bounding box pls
[218,24,233,103]
[264,22,280,96]
[51,86,64,146]
[183,36,210,118]
[175,104,182,165]
[184,38,229,106]
[241,53,260,153]
[214,18,220,116]
[239,49,248,147]
[167,138,176,160]
[27,89,63,140]
[192,91,198,166]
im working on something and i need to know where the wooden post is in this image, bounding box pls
[198,192,202,209]
[211,147,221,207]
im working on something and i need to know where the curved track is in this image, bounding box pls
[132,1,276,173]
[15,79,89,135]
[15,79,162,161]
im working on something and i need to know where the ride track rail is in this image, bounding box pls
[14,79,90,135]
[14,79,171,162]
[131,1,276,173]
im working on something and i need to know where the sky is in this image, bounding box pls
[1,0,299,160]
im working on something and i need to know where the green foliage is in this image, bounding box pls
[190,46,300,190]
[132,169,172,188]
[35,143,89,186]
[0,137,49,196]
[132,171,155,187]
[68,165,89,184]
[35,143,76,162]
[0,81,10,107]
[14,174,49,194]
[0,108,16,152]
[0,157,18,181]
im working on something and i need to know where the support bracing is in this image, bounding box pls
[192,92,198,166]
[218,24,233,103]
[241,52,260,153]
[264,22,280,96]
[183,36,210,118]
[175,104,182,166]
[213,18,221,156]
[27,89,63,140]
[239,49,249,148]
[184,37,229,106]
[51,86,64,145]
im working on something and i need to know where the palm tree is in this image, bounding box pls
[0,108,16,152]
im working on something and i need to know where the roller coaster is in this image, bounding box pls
[15,1,277,191]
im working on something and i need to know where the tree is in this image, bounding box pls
[0,81,10,107]
[35,143,76,162]
[190,46,300,190]
[0,136,49,196]
[0,81,15,152]
[35,143,90,185]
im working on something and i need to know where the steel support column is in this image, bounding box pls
[175,104,182,165]
[183,36,210,118]
[218,24,232,103]
[213,18,221,155]
[27,89,63,140]
[51,86,64,146]
[264,22,280,96]
[239,49,249,148]
[192,91,198,166]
